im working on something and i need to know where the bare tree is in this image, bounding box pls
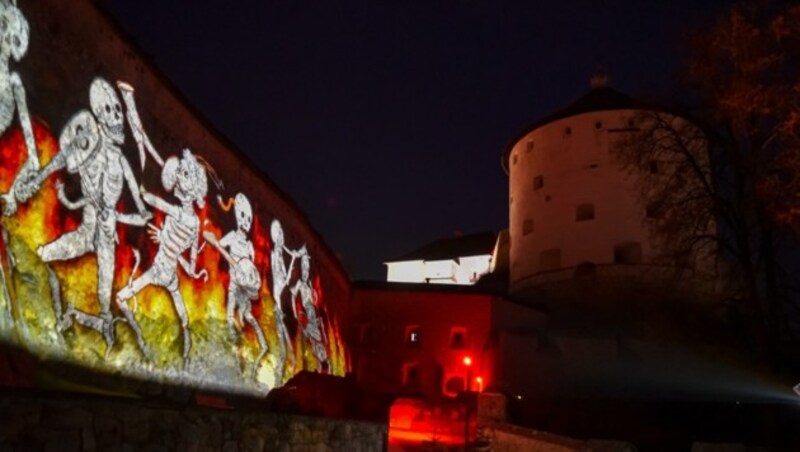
[614,2,800,357]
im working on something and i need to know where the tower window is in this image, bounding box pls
[526,141,535,152]
[402,361,422,389]
[564,126,572,136]
[523,219,534,236]
[450,327,467,349]
[614,242,643,264]
[575,203,595,222]
[406,325,422,347]
[512,154,518,165]
[533,175,544,190]
[595,121,603,129]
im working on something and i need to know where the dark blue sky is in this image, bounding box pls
[103,0,737,280]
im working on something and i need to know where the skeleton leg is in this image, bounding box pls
[95,230,117,352]
[225,284,237,340]
[273,317,295,386]
[238,292,268,379]
[115,268,153,359]
[45,266,70,332]
[37,222,95,264]
[168,285,191,361]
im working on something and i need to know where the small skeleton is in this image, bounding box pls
[18,83,151,355]
[270,219,303,386]
[0,0,38,216]
[116,149,208,362]
[289,248,329,371]
[204,193,268,379]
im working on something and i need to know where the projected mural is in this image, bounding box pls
[0,1,347,395]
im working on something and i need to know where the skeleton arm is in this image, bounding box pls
[54,180,87,210]
[218,231,235,250]
[11,72,38,170]
[119,156,151,225]
[142,192,181,218]
[178,233,208,282]
[289,282,300,319]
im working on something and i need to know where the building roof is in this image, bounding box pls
[385,231,497,263]
[501,82,664,173]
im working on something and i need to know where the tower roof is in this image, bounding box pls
[501,83,659,173]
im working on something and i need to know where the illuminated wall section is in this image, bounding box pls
[0,0,349,395]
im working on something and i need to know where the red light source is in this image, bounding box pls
[475,376,483,392]
[462,356,472,367]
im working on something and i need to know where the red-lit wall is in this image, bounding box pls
[350,284,497,398]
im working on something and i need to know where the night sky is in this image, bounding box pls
[102,0,738,281]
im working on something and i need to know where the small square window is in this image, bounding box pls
[576,203,595,222]
[406,325,422,347]
[564,126,572,136]
[533,175,544,190]
[526,141,535,152]
[450,327,467,349]
[523,219,534,236]
[595,121,603,129]
[614,242,643,264]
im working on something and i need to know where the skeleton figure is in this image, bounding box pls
[116,149,208,362]
[289,248,329,371]
[204,193,267,379]
[0,0,37,217]
[270,219,303,386]
[17,79,151,354]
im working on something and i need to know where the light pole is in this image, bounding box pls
[463,356,472,448]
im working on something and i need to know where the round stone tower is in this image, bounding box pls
[503,76,671,296]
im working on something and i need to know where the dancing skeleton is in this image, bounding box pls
[116,149,208,362]
[289,248,329,372]
[204,193,268,379]
[16,78,150,355]
[0,1,37,216]
[270,219,303,386]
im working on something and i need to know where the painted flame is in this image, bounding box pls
[0,121,348,392]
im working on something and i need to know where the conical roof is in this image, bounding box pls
[501,83,659,172]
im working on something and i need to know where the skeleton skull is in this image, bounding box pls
[234,193,252,233]
[161,156,179,192]
[60,110,100,174]
[1,3,28,61]
[174,149,207,208]
[270,219,284,247]
[90,78,124,145]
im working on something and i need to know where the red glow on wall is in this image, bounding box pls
[388,398,474,447]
